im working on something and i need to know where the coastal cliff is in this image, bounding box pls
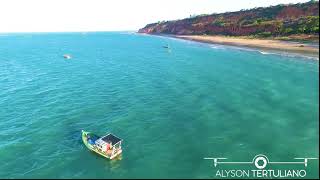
[138,1,319,38]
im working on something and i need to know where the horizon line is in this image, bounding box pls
[0,30,139,34]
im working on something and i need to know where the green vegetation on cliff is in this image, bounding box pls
[139,1,319,38]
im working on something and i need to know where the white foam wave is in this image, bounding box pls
[260,51,274,55]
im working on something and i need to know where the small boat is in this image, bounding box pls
[163,45,170,49]
[63,54,72,59]
[82,130,122,160]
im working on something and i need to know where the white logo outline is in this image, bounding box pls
[204,154,318,168]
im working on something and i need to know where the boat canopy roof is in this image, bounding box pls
[100,133,122,145]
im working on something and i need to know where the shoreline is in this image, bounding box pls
[174,35,319,60]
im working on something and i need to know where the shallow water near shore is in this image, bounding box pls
[0,32,318,178]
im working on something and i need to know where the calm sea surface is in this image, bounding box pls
[0,32,318,178]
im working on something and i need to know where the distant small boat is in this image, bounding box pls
[163,45,170,49]
[63,54,72,59]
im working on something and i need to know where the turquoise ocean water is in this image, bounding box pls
[0,32,318,178]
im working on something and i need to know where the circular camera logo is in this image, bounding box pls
[253,155,269,169]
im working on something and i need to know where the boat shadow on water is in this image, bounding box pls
[87,147,123,171]
[105,155,123,171]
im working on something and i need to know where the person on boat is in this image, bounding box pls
[106,143,112,150]
[105,142,113,155]
[87,135,95,145]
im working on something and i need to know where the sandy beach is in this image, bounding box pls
[175,35,319,59]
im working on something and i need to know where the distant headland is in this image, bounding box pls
[139,1,319,58]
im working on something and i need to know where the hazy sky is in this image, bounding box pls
[0,0,311,33]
